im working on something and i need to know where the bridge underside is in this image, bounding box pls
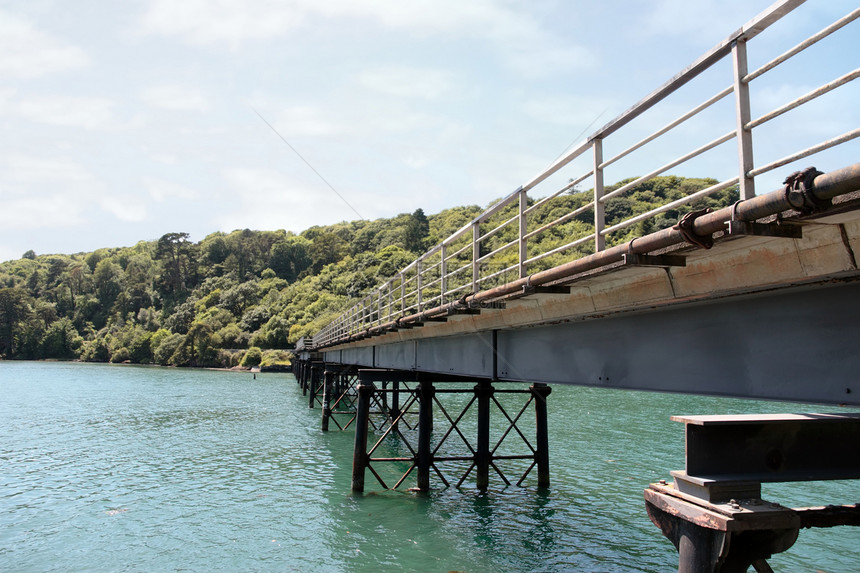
[321,209,860,406]
[324,280,858,405]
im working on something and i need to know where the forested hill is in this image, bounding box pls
[0,176,736,368]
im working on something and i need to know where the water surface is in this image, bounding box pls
[1,361,857,571]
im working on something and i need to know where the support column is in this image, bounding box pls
[308,365,320,408]
[351,381,374,492]
[301,362,309,395]
[416,380,435,492]
[531,383,551,488]
[645,490,800,573]
[321,370,334,432]
[475,380,493,490]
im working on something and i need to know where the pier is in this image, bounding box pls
[294,2,860,570]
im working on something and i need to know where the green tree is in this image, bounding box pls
[155,232,193,296]
[403,208,430,253]
[310,233,346,273]
[39,318,83,359]
[0,287,34,357]
[241,346,263,367]
[93,260,123,307]
[269,236,312,281]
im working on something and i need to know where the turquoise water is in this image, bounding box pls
[1,361,857,572]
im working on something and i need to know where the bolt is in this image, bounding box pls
[659,479,667,485]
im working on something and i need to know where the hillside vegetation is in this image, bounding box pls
[0,176,736,367]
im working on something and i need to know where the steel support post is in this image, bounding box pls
[321,370,334,432]
[531,383,551,488]
[308,365,321,408]
[301,362,309,395]
[475,380,493,490]
[338,372,348,396]
[351,381,374,492]
[416,380,435,492]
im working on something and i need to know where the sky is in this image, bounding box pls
[1,0,858,263]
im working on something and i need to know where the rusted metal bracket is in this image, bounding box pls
[645,483,801,573]
[727,220,802,239]
[622,253,687,267]
[416,316,448,324]
[443,307,481,316]
[521,285,571,296]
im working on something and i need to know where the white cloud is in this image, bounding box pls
[0,9,89,79]
[3,154,99,189]
[219,167,334,231]
[641,0,768,43]
[523,96,615,129]
[0,155,97,229]
[99,194,149,222]
[218,167,413,231]
[149,153,178,165]
[140,0,307,48]
[141,0,519,45]
[139,0,593,75]
[357,66,455,100]
[6,95,115,130]
[507,43,596,78]
[272,105,342,137]
[141,85,210,112]
[0,193,86,230]
[145,177,201,202]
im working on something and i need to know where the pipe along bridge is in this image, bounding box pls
[296,2,860,571]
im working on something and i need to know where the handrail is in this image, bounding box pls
[311,0,859,349]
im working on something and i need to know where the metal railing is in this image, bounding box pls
[312,0,859,349]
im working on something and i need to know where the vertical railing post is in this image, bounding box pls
[387,283,392,323]
[377,289,382,327]
[472,222,480,293]
[364,296,370,328]
[531,382,551,488]
[733,38,756,200]
[440,244,448,304]
[416,380,435,491]
[475,380,493,490]
[592,138,606,252]
[417,259,423,312]
[399,272,405,316]
[352,380,374,492]
[518,188,527,279]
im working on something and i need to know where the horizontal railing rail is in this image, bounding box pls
[311,0,860,349]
